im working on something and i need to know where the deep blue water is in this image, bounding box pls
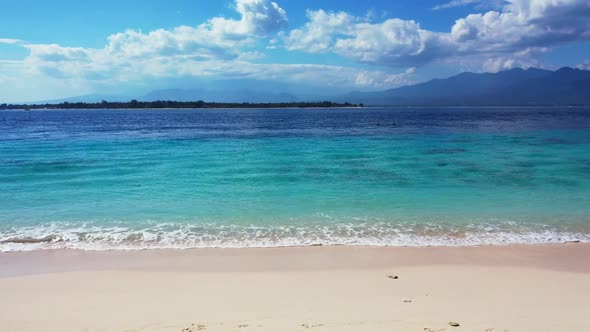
[1,107,590,250]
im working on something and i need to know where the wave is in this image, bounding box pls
[1,221,589,252]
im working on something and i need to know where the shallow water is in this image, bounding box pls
[1,107,590,251]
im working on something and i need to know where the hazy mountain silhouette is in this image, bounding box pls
[338,67,590,106]
[27,94,129,104]
[142,88,301,103]
[140,78,342,103]
[20,67,590,107]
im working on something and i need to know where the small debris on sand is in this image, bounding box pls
[387,275,399,280]
[182,324,207,332]
[302,323,324,328]
[449,321,461,327]
[402,299,412,303]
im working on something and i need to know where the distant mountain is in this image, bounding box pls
[338,67,590,106]
[29,94,130,104]
[20,67,589,106]
[140,78,341,103]
[16,87,330,106]
[142,88,303,103]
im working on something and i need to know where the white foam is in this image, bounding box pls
[1,221,589,252]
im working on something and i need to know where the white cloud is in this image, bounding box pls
[285,10,356,53]
[286,0,590,69]
[333,19,424,64]
[96,0,287,62]
[355,67,416,87]
[0,60,22,84]
[9,49,415,102]
[0,38,23,44]
[10,0,413,93]
[449,0,590,49]
[181,61,415,90]
[577,59,590,70]
[0,60,94,102]
[233,0,288,36]
[21,0,288,80]
[433,0,481,10]
[285,10,449,66]
[0,0,299,102]
[481,55,542,72]
[238,51,266,61]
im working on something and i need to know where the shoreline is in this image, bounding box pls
[3,224,589,252]
[2,243,590,331]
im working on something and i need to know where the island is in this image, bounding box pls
[0,100,362,110]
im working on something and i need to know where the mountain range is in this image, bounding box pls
[23,67,590,106]
[338,67,590,106]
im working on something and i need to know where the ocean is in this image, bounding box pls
[1,107,590,251]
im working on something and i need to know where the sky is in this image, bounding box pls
[1,0,589,102]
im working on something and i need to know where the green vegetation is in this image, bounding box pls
[0,100,362,110]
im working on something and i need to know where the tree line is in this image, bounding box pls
[0,100,362,110]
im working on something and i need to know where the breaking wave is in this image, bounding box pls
[1,220,589,252]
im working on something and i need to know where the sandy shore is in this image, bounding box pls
[1,244,589,332]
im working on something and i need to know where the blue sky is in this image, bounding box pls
[1,0,589,102]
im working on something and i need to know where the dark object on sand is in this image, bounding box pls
[387,275,399,280]
[449,321,461,327]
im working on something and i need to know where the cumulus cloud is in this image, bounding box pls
[450,0,590,49]
[285,10,448,66]
[13,0,413,91]
[233,0,288,35]
[286,0,590,69]
[334,19,425,64]
[22,0,288,80]
[285,10,356,53]
[285,10,447,66]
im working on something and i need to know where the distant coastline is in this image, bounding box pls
[4,102,590,111]
[0,100,362,110]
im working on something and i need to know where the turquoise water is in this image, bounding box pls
[1,108,590,250]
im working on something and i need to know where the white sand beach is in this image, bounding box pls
[1,244,589,332]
